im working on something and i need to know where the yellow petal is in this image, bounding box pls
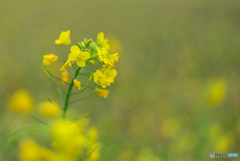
[61,70,70,83]
[95,88,109,98]
[80,52,91,60]
[55,39,62,44]
[73,79,81,90]
[71,45,80,54]
[38,102,61,118]
[60,60,72,71]
[76,59,86,67]
[68,53,77,61]
[97,32,104,42]
[43,59,51,65]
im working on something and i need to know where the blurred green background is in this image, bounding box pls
[1,0,240,160]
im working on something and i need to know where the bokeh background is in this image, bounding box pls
[1,0,240,160]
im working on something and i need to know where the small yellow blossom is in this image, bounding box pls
[85,148,100,161]
[61,70,70,83]
[74,79,81,90]
[60,60,72,71]
[208,79,227,107]
[68,45,91,67]
[38,102,61,118]
[9,89,34,113]
[95,88,109,98]
[43,54,58,65]
[51,120,87,157]
[92,68,117,88]
[108,34,123,54]
[96,46,118,67]
[97,32,110,50]
[19,139,40,161]
[55,30,71,45]
[214,134,233,152]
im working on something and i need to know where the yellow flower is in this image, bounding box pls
[74,79,81,90]
[55,30,71,45]
[85,148,100,161]
[9,89,35,113]
[38,102,61,118]
[61,70,70,83]
[19,139,40,161]
[51,120,87,157]
[208,79,227,107]
[96,46,118,67]
[97,32,110,50]
[68,45,91,67]
[92,68,117,88]
[43,54,58,65]
[60,60,72,71]
[95,88,109,98]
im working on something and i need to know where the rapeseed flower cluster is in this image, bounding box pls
[43,30,118,93]
[12,30,119,161]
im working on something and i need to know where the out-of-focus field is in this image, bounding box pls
[1,0,240,161]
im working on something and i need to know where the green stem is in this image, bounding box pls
[68,90,95,105]
[62,67,81,118]
[44,66,70,85]
[30,112,50,127]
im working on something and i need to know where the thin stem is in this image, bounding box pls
[81,84,95,89]
[62,67,81,118]
[78,73,91,77]
[30,112,50,127]
[48,97,63,110]
[72,108,95,120]
[70,84,90,95]
[58,58,65,62]
[57,88,64,108]
[42,68,66,94]
[86,62,99,69]
[44,66,70,85]
[77,146,98,161]
[68,90,95,105]
[84,66,96,72]
[83,67,93,74]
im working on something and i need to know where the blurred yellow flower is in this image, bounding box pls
[208,79,227,107]
[214,134,233,152]
[51,120,87,158]
[60,60,72,71]
[73,79,81,90]
[61,70,70,83]
[88,127,98,145]
[9,89,34,113]
[92,68,117,88]
[68,45,91,67]
[108,34,123,54]
[95,88,109,98]
[85,148,100,161]
[38,102,61,118]
[43,54,58,65]
[97,32,110,50]
[55,30,71,45]
[19,139,40,161]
